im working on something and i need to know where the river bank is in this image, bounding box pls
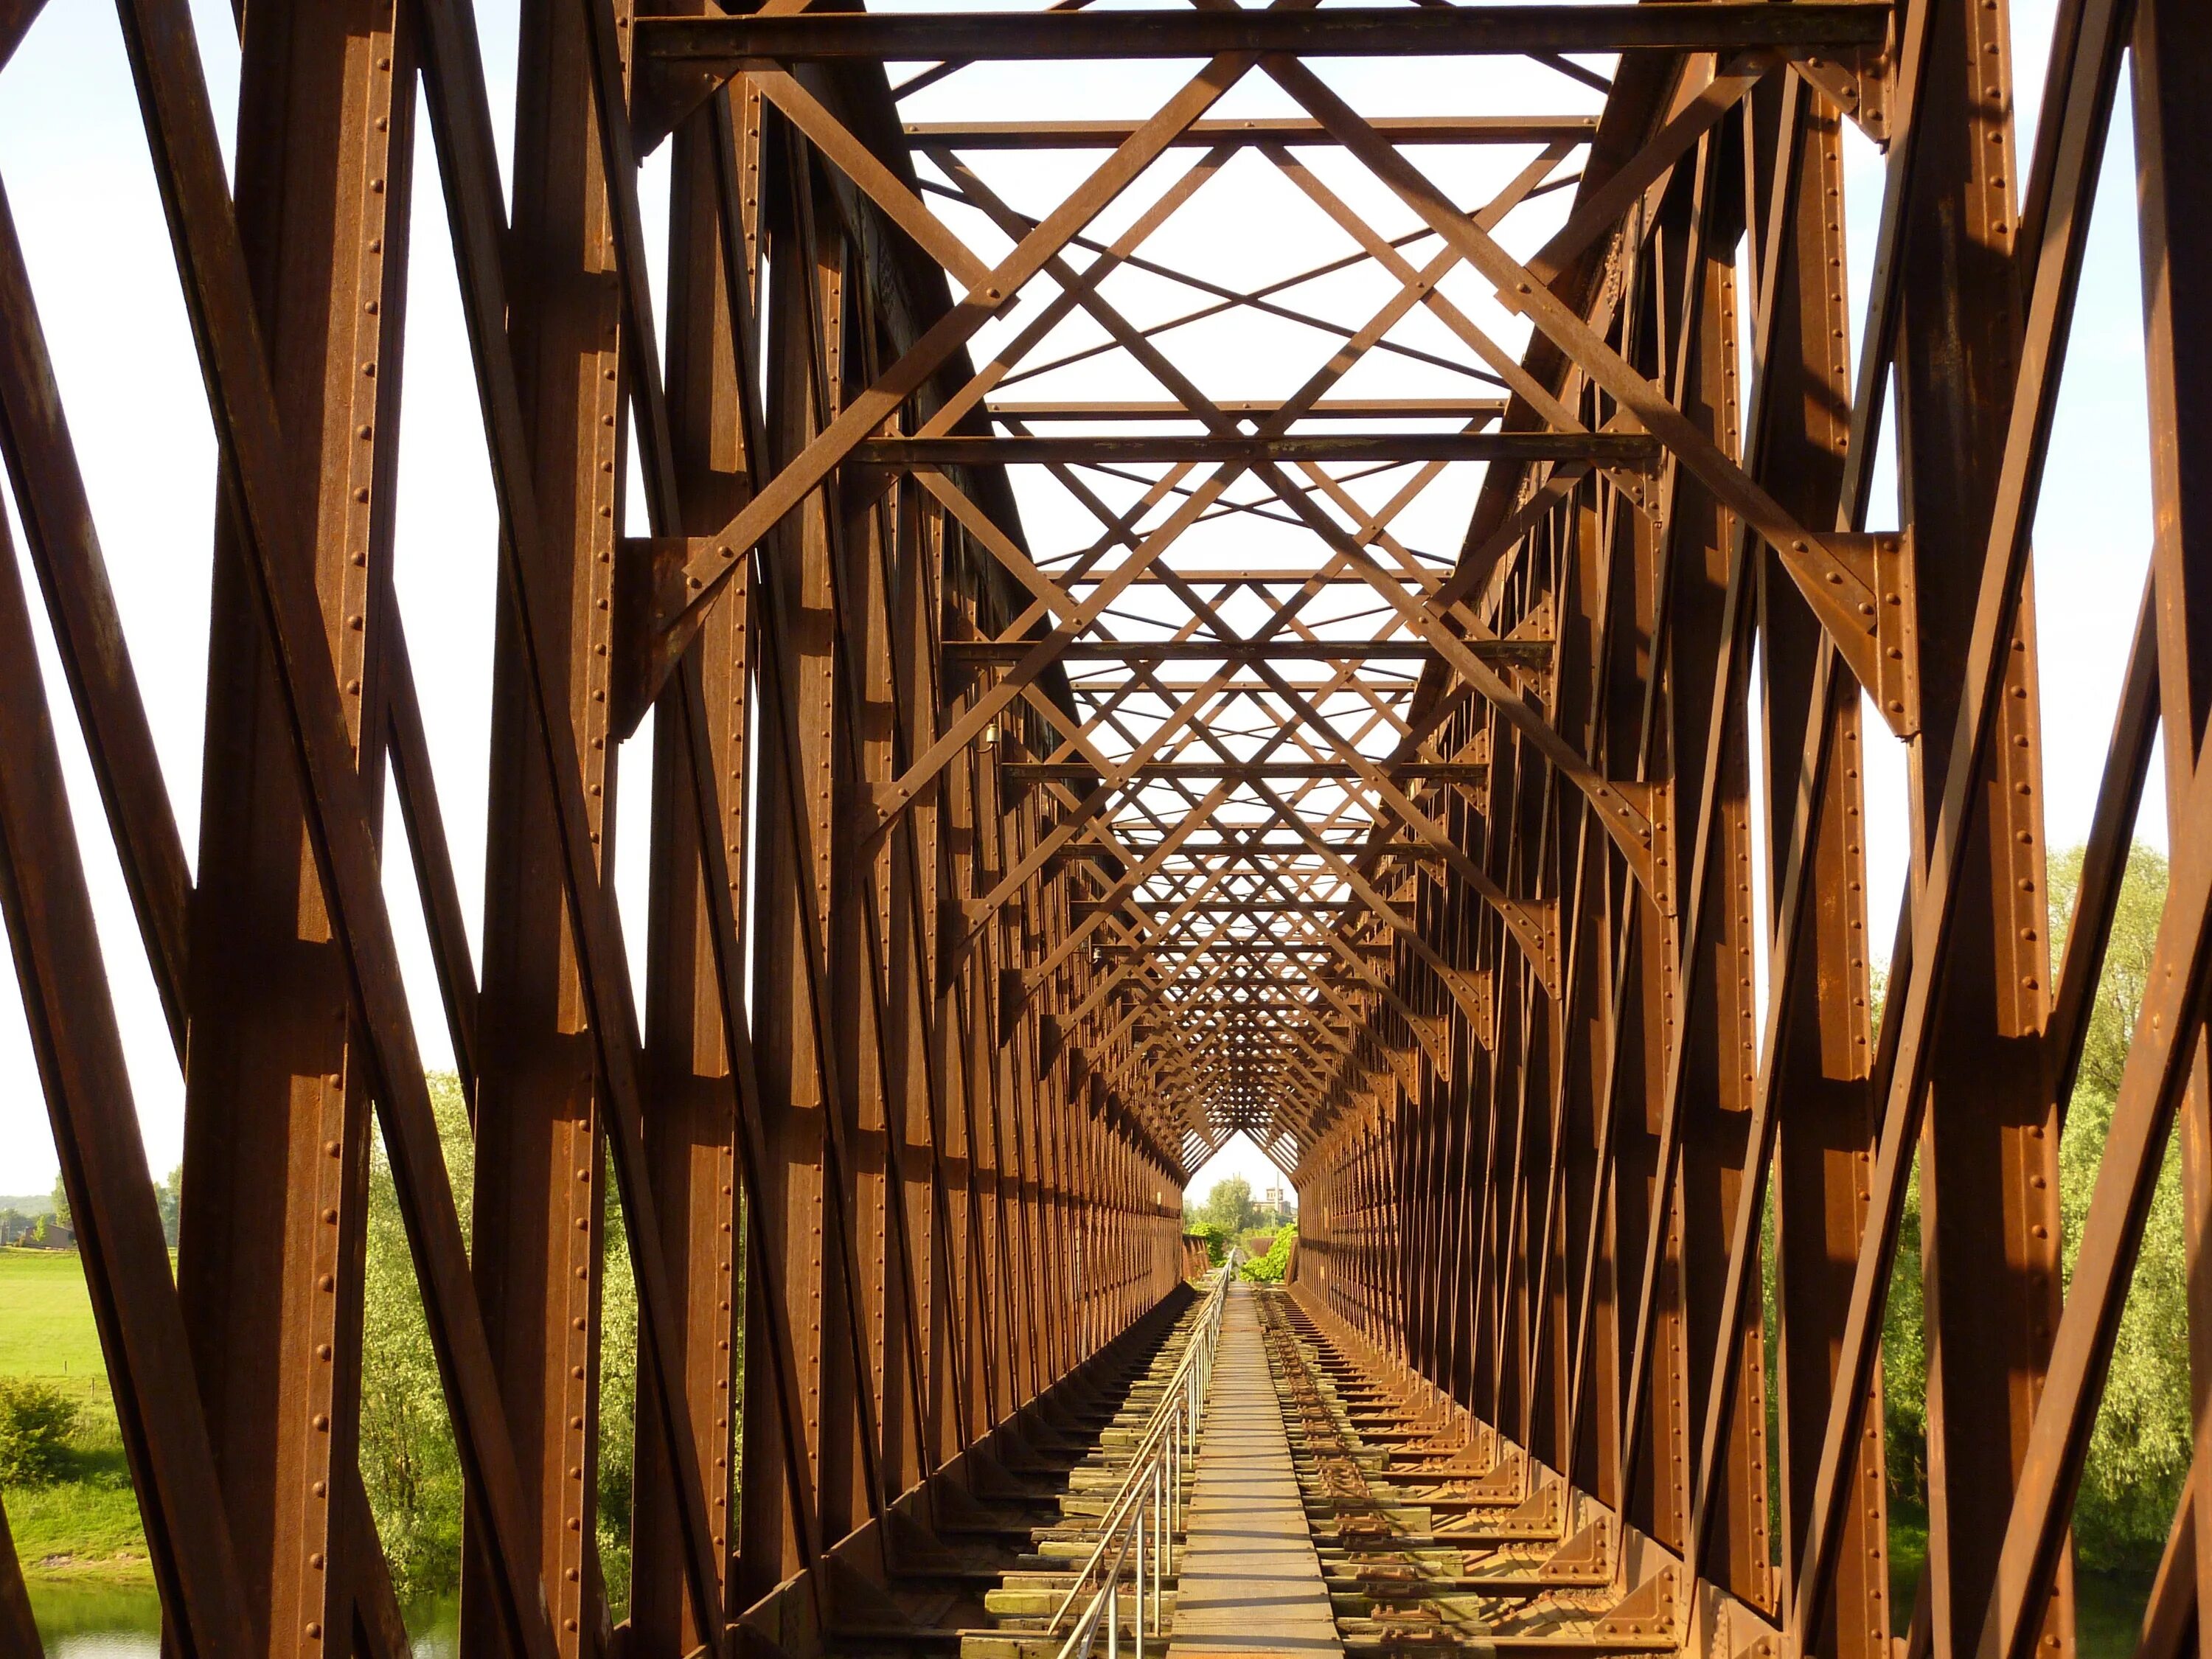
[1,1248,151,1587]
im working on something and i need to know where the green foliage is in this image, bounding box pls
[1184,1220,1231,1266]
[1880,1149,1929,1503]
[2048,845,2191,1572]
[598,1158,639,1617]
[2056,1082,2191,1569]
[48,1175,68,1231]
[1239,1224,1298,1283]
[0,1377,78,1485]
[2051,845,2168,1103]
[357,1075,472,1601]
[2,1406,143,1579]
[154,1168,182,1250]
[1188,1177,1254,1237]
[1875,844,2192,1575]
[354,1074,669,1612]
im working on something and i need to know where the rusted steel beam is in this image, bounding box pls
[0,189,192,1054]
[1785,0,2135,1648]
[458,0,633,1645]
[627,87,752,1658]
[908,116,1599,150]
[382,613,483,1105]
[2131,0,2212,1644]
[985,397,1512,420]
[29,0,2212,1652]
[639,4,1892,64]
[113,1,563,1649]
[1004,760,1492,783]
[175,6,414,1652]
[856,432,1660,467]
[0,1495,38,1659]
[0,518,254,1658]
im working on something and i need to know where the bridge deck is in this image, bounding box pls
[1168,1281,1340,1658]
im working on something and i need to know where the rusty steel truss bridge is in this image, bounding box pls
[0,2,2205,1659]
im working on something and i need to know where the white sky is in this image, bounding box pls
[0,0,2143,1199]
[1186,1131,1296,1208]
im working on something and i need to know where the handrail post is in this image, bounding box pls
[1159,1460,1177,1646]
[1135,1475,1147,1659]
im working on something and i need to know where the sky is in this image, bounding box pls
[0,0,2148,1209]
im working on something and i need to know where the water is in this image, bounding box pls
[27,1581,459,1656]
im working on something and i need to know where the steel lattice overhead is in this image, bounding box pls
[7,4,2212,1659]
[608,2,1890,1169]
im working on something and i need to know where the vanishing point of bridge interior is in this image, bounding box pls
[0,1,2206,1658]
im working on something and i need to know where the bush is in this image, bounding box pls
[1240,1224,1297,1283]
[0,1377,79,1486]
[1185,1220,1231,1266]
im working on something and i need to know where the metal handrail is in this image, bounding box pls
[1048,1247,1241,1659]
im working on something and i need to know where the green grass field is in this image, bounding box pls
[0,1248,150,1582]
[0,1248,113,1380]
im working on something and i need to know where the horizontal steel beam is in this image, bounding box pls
[984,397,1510,421]
[908,116,1601,149]
[1097,944,1390,957]
[1049,839,1442,858]
[1055,567,1458,586]
[949,638,1548,664]
[858,431,1658,467]
[637,5,1891,63]
[1008,760,1489,783]
[1071,901,1366,915]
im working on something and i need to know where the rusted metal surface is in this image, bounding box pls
[1,4,2208,1659]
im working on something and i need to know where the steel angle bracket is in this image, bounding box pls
[1822,529,1919,737]
[1601,777,1674,918]
[1447,729,1495,818]
[1495,895,1562,999]
[611,532,736,737]
[1793,40,1893,147]
[1505,597,1557,705]
[1603,460,1663,520]
[1437,969,1495,1052]
[1534,1514,1613,1585]
[1596,1567,1680,1644]
[1381,1040,1424,1096]
[629,48,737,157]
[1404,1011,1453,1073]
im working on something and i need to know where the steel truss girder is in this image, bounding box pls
[13,7,2212,1659]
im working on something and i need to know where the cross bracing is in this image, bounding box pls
[0,4,2208,1659]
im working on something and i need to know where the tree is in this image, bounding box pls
[358,1076,472,1596]
[156,1166,183,1248]
[2046,844,2191,1570]
[355,1074,661,1606]
[1880,844,2194,1571]
[48,1173,68,1231]
[1197,1177,1253,1237]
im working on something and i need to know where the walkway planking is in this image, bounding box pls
[1167,1281,1342,1658]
